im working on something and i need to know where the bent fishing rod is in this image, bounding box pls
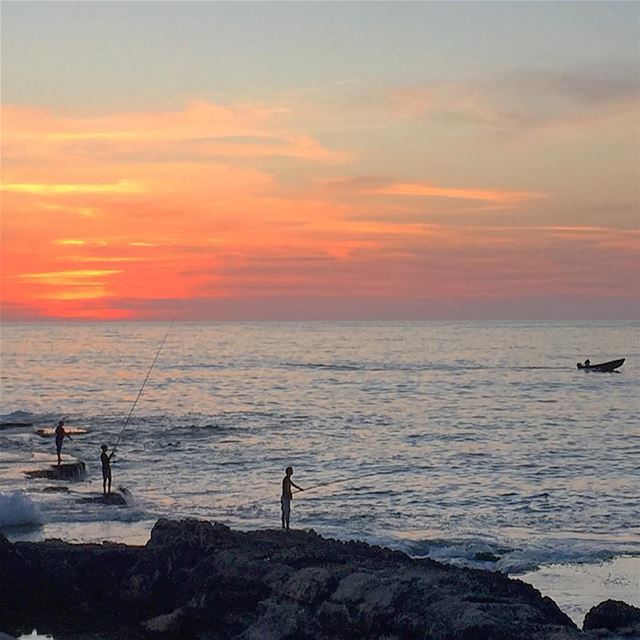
[112,321,174,455]
[292,467,403,495]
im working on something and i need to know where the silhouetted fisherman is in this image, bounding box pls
[101,445,114,495]
[54,420,72,465]
[281,466,304,531]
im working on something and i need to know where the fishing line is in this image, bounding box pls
[112,321,174,455]
[292,467,403,495]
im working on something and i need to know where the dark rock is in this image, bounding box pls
[583,599,640,631]
[475,551,501,562]
[0,422,33,429]
[24,460,86,480]
[0,518,581,639]
[77,492,127,505]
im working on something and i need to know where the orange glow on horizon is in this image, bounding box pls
[1,100,636,320]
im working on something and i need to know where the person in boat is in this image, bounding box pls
[54,420,72,465]
[100,444,115,495]
[584,358,591,367]
[281,466,304,531]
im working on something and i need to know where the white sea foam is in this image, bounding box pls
[401,527,640,575]
[0,491,44,528]
[118,486,135,505]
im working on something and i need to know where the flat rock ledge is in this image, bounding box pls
[0,519,635,640]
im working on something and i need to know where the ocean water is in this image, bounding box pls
[1,320,639,625]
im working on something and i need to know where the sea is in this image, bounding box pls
[1,320,638,633]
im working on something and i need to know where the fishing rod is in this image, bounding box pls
[292,467,403,495]
[112,321,174,455]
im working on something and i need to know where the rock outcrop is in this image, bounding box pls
[77,491,128,505]
[24,460,86,480]
[0,422,33,429]
[583,599,640,635]
[0,519,634,640]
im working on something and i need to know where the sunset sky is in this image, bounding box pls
[1,1,638,320]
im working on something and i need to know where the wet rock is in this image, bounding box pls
[0,422,32,429]
[77,492,127,505]
[24,461,86,480]
[583,599,640,632]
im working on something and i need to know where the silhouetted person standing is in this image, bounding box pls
[101,444,114,495]
[281,466,303,531]
[54,420,71,465]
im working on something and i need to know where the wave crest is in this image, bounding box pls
[0,491,44,528]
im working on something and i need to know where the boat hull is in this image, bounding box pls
[577,358,625,372]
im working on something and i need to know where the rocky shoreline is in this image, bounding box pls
[1,518,638,640]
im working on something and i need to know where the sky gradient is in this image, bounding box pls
[1,1,639,320]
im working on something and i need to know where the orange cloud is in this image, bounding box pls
[0,180,144,196]
[54,239,86,246]
[2,180,145,195]
[368,182,545,206]
[18,269,122,282]
[1,101,347,167]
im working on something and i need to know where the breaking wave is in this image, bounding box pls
[0,491,44,528]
